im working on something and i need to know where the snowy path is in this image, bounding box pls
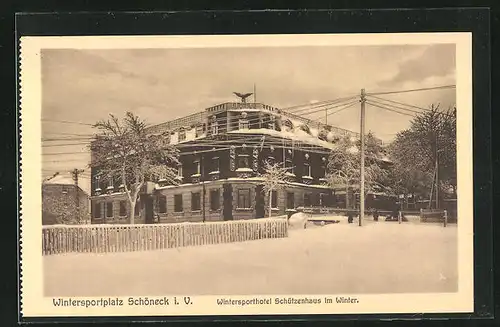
[43,221,458,296]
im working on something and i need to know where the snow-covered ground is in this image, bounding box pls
[43,219,457,297]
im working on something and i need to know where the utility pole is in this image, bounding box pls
[359,88,366,227]
[70,168,85,223]
[435,131,439,210]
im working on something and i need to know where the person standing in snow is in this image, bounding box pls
[347,211,354,224]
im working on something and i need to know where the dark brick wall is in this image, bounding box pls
[154,182,224,223]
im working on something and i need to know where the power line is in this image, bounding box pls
[42,119,94,126]
[366,84,456,96]
[280,95,357,112]
[365,101,416,117]
[366,98,456,119]
[43,159,90,163]
[366,94,433,112]
[291,100,360,118]
[42,137,94,142]
[324,101,358,119]
[42,152,89,156]
[42,143,91,147]
[44,132,95,136]
[285,96,358,115]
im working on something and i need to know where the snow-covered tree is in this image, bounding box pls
[89,112,180,224]
[258,159,290,217]
[387,105,456,205]
[326,133,387,208]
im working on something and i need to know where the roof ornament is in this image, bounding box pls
[233,92,253,103]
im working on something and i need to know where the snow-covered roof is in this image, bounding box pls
[44,175,75,186]
[228,129,339,150]
[43,174,90,195]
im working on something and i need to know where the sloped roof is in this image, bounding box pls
[44,175,75,186]
[43,174,90,195]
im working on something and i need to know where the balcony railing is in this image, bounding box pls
[144,101,365,142]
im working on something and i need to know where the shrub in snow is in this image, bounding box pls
[288,212,308,229]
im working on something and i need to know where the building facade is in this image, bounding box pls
[90,101,389,224]
[42,181,90,225]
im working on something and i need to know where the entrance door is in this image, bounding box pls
[223,183,233,221]
[142,195,154,224]
[286,192,295,209]
[255,185,265,218]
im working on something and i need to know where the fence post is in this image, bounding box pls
[443,210,448,227]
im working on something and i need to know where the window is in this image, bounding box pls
[195,125,203,137]
[106,202,114,218]
[286,192,295,209]
[211,121,219,135]
[178,129,186,141]
[94,177,101,191]
[191,192,201,211]
[174,194,183,212]
[177,165,183,178]
[193,160,200,175]
[304,193,312,207]
[237,189,251,209]
[237,154,249,169]
[93,202,101,218]
[321,165,326,178]
[119,201,127,217]
[239,119,249,130]
[210,189,220,210]
[61,186,69,194]
[271,190,278,208]
[158,195,167,213]
[212,157,219,172]
[304,163,311,176]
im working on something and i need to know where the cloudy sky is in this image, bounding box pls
[41,44,456,192]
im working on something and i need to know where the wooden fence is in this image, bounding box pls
[42,219,288,256]
[420,209,453,226]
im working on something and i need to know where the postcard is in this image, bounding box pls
[19,33,473,318]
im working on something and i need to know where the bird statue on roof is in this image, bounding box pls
[233,92,253,103]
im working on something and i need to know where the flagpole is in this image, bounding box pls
[254,83,257,103]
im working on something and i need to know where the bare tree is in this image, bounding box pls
[89,112,179,224]
[258,159,290,217]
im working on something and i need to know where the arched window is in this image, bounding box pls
[282,119,293,130]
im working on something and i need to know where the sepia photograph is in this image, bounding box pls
[19,33,473,317]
